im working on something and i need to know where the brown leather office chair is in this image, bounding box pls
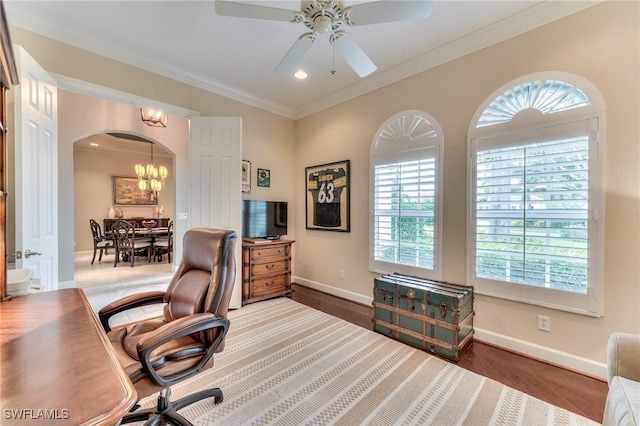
[99,228,237,425]
[89,218,114,264]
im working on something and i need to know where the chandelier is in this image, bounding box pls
[135,142,168,193]
[140,107,168,128]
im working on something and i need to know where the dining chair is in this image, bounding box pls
[112,219,152,267]
[153,220,173,263]
[89,219,114,264]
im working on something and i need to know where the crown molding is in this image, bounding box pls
[52,73,200,119]
[294,0,603,119]
[8,16,296,119]
[9,1,601,121]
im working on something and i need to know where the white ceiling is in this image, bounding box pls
[5,1,599,120]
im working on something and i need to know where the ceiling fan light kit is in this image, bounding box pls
[215,0,433,78]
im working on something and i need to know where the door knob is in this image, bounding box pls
[24,249,42,258]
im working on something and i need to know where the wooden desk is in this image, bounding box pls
[0,289,136,425]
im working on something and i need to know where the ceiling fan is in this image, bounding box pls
[215,0,433,78]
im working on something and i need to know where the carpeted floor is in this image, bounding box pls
[136,297,598,425]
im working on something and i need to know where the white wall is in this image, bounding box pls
[294,1,639,377]
[7,1,638,379]
[9,25,296,286]
[57,91,189,283]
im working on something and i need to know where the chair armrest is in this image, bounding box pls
[98,291,166,332]
[607,332,640,385]
[135,313,230,388]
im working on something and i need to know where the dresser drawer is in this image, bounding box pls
[251,259,288,276]
[252,275,287,295]
[249,245,289,261]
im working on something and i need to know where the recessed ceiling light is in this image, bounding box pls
[89,143,99,147]
[294,70,308,79]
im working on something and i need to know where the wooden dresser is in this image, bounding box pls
[242,239,294,306]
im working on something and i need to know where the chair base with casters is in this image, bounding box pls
[99,228,237,426]
[120,387,223,425]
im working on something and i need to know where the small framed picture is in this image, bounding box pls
[242,160,251,193]
[257,168,270,187]
[305,160,350,232]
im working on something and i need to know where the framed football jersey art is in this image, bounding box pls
[305,160,350,232]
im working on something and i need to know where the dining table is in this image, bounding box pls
[107,226,169,264]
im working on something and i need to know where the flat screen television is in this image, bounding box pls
[242,200,288,239]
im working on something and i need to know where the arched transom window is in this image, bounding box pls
[477,79,591,127]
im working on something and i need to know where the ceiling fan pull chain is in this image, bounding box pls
[331,40,336,75]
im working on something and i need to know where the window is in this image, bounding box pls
[468,73,605,316]
[370,111,443,279]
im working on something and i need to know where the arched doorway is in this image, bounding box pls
[57,89,190,287]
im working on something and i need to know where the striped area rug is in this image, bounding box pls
[138,298,598,425]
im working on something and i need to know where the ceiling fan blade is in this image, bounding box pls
[345,0,433,26]
[215,0,298,22]
[332,33,377,78]
[274,34,315,75]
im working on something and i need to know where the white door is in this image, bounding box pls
[190,117,242,308]
[14,46,58,292]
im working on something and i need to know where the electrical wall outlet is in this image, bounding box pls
[339,269,346,279]
[537,315,551,332]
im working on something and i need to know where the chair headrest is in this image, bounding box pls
[181,228,236,272]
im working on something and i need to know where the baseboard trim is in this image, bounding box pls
[292,275,607,380]
[293,277,373,306]
[474,328,607,380]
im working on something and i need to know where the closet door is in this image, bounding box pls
[190,116,242,308]
[14,46,58,292]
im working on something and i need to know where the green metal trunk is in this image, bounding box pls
[373,273,474,362]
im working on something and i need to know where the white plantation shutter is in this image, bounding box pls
[468,72,605,316]
[370,111,443,279]
[477,79,590,128]
[373,154,437,270]
[474,132,589,293]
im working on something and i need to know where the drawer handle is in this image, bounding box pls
[266,281,273,287]
[266,263,275,270]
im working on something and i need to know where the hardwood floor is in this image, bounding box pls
[291,283,608,423]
